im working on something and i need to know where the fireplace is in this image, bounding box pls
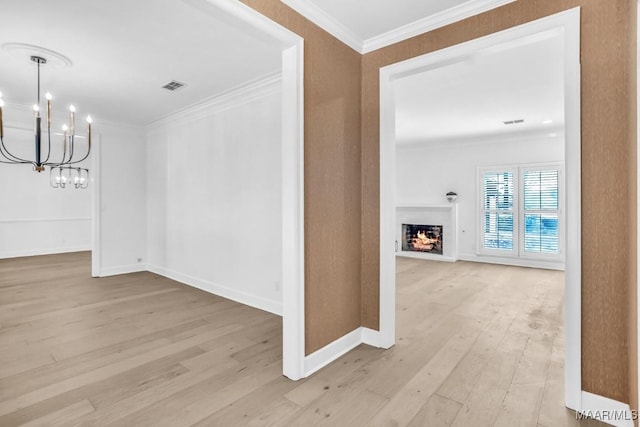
[402,224,443,255]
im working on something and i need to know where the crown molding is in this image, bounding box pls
[363,0,516,53]
[146,71,282,131]
[281,0,515,54]
[396,125,565,150]
[280,0,363,52]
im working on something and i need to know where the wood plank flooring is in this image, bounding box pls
[0,252,606,426]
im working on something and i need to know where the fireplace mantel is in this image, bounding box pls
[396,204,458,262]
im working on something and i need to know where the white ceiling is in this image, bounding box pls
[0,0,285,126]
[394,34,565,145]
[281,0,515,53]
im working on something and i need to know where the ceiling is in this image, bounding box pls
[0,0,285,126]
[394,34,565,145]
[0,0,560,139]
[281,0,515,53]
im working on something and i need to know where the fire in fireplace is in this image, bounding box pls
[402,224,443,255]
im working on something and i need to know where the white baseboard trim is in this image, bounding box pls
[99,264,146,277]
[304,327,364,377]
[457,253,565,271]
[146,264,282,316]
[579,391,635,427]
[304,326,393,377]
[362,326,387,348]
[0,246,91,260]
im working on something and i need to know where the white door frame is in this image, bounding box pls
[91,0,306,381]
[189,0,307,382]
[379,8,582,409]
[90,132,101,278]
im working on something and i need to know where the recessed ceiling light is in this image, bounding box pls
[549,133,557,137]
[542,119,553,125]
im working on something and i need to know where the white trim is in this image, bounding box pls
[281,0,515,54]
[0,246,91,260]
[563,9,582,411]
[398,128,565,150]
[146,72,282,129]
[397,252,457,263]
[361,326,387,347]
[363,0,516,54]
[280,0,362,52]
[457,253,565,271]
[281,40,306,380]
[91,132,101,278]
[99,263,146,277]
[379,61,398,350]
[304,326,393,376]
[379,7,581,410]
[579,392,635,427]
[304,327,363,377]
[146,264,282,316]
[0,217,91,223]
[207,0,301,46]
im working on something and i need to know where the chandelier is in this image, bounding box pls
[0,55,92,189]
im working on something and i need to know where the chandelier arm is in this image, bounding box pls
[52,133,70,166]
[0,145,35,165]
[0,136,34,164]
[0,159,34,164]
[48,140,90,167]
[59,134,75,165]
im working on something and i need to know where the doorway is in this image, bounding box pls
[379,8,581,410]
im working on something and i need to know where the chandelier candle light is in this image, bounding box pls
[0,55,92,189]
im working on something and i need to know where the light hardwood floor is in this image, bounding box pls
[0,252,605,426]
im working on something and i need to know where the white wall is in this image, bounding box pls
[146,78,283,315]
[95,122,147,275]
[0,107,91,258]
[396,134,564,267]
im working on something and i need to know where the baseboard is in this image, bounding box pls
[304,327,364,377]
[457,253,565,271]
[361,327,388,348]
[0,246,91,259]
[146,264,282,316]
[579,391,635,427]
[99,264,146,277]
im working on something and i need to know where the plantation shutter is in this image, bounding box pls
[482,171,515,251]
[522,169,560,254]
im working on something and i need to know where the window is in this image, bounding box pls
[479,164,562,260]
[522,169,559,254]
[482,169,516,251]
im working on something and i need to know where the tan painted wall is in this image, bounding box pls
[243,0,637,406]
[240,0,363,355]
[360,0,637,406]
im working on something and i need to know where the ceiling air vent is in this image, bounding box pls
[503,119,525,125]
[161,80,186,91]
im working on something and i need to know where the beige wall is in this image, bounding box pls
[243,0,638,407]
[241,0,363,355]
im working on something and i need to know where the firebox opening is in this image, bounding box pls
[402,224,443,255]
